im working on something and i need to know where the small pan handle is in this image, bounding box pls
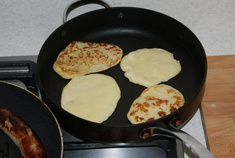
[63,0,111,23]
[141,127,215,158]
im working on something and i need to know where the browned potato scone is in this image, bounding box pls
[53,41,123,79]
[127,84,185,124]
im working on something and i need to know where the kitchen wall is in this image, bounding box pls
[0,0,234,57]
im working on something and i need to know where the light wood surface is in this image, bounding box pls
[201,55,235,158]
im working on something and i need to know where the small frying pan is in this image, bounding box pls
[0,81,63,158]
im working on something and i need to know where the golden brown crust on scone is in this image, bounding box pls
[53,41,123,79]
[0,106,46,158]
[127,84,185,124]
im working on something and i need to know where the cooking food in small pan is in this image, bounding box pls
[53,41,183,124]
[0,106,46,158]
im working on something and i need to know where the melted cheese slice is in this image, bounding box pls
[127,84,185,124]
[61,74,121,123]
[120,48,181,87]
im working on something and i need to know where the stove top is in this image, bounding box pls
[0,55,207,158]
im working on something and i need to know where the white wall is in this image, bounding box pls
[1,0,234,56]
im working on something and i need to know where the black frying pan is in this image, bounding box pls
[37,0,212,157]
[0,81,63,158]
[37,0,215,157]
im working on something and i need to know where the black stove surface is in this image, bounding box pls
[0,57,184,158]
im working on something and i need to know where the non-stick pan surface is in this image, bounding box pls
[38,7,206,142]
[0,81,63,157]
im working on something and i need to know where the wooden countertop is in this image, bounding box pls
[201,55,235,158]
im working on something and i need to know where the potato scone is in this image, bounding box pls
[54,41,123,79]
[61,74,121,123]
[120,48,181,87]
[127,84,184,124]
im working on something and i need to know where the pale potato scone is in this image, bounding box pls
[127,84,185,124]
[61,74,121,123]
[120,48,181,87]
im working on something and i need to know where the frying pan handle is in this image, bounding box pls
[63,0,111,23]
[141,127,215,158]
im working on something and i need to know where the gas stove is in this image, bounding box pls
[0,55,207,158]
